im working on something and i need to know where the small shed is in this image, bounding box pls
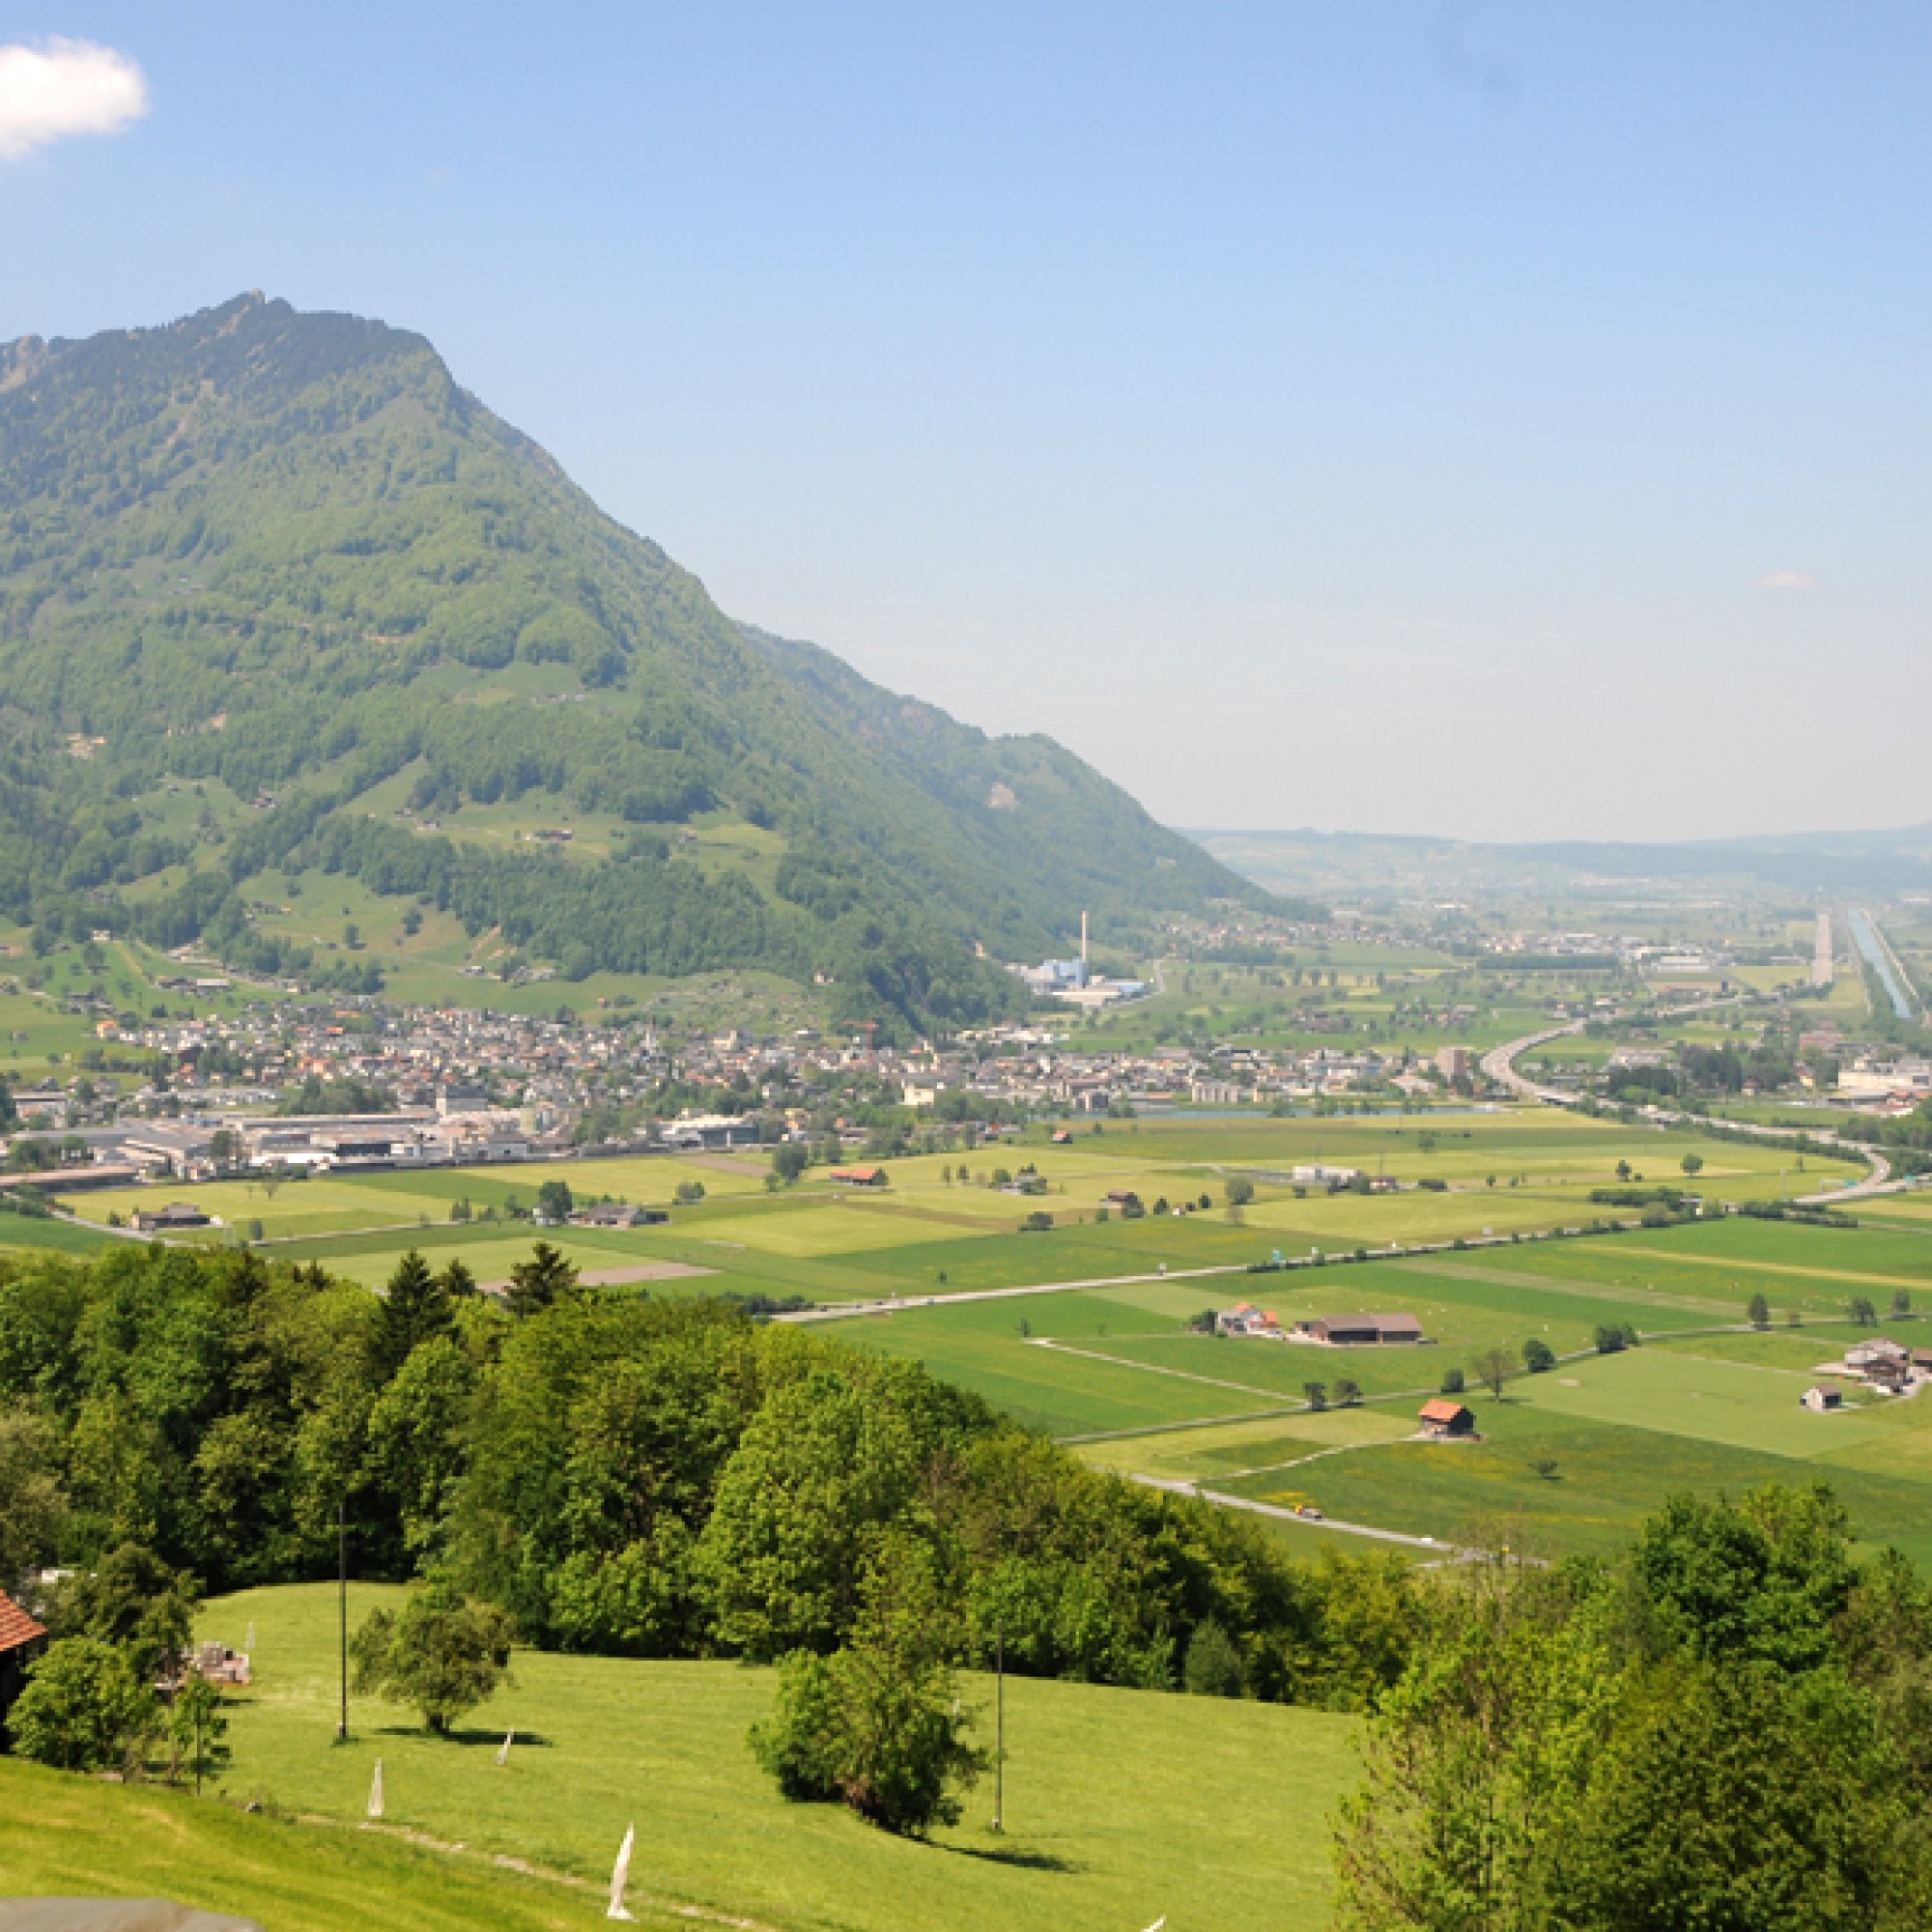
[1801,1384,1844,1412]
[1418,1399,1477,1439]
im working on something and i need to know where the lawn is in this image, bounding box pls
[190,1581,1358,1932]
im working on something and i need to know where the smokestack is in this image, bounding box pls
[1081,910,1090,966]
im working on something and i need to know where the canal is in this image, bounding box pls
[1850,908,1915,1020]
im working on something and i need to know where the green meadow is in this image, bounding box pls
[831,1210,1932,1569]
[181,1581,1356,1932]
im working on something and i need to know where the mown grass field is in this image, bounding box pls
[180,1581,1357,1932]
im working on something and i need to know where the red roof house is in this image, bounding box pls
[0,1587,48,1747]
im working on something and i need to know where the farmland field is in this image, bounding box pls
[37,1107,1869,1293]
[17,1103,1923,1569]
[186,1581,1357,1932]
[829,1209,1932,1569]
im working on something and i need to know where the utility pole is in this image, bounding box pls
[336,1494,349,1743]
[991,1630,1005,1833]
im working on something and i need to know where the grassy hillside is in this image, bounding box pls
[0,295,1271,1030]
[183,1581,1355,1932]
[0,1755,664,1930]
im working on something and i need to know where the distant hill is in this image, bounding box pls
[0,295,1269,1029]
[1195,824,1932,903]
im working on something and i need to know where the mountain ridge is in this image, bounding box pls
[0,294,1281,1029]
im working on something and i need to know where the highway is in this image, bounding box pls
[1480,1020,1588,1104]
[1477,1001,1900,1205]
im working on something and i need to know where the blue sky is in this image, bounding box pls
[4,2,1928,841]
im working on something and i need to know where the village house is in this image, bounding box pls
[828,1165,889,1187]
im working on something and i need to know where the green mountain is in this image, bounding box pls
[0,294,1272,1028]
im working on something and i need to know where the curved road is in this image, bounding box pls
[1481,1004,1901,1205]
[1481,1020,1588,1104]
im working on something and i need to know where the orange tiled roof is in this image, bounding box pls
[0,1589,46,1654]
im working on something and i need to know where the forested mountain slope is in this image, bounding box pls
[0,294,1266,1027]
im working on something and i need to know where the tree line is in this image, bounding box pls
[0,1241,1416,1818]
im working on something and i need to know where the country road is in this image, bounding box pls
[778,1260,1253,1322]
[1131,1473,1455,1551]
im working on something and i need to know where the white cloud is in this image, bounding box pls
[1757,569,1818,592]
[0,38,149,161]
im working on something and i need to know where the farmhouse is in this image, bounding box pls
[1846,1338,1909,1372]
[1215,1302,1283,1339]
[1802,1384,1844,1412]
[129,1202,211,1233]
[1418,1399,1477,1438]
[569,1203,668,1229]
[1844,1337,1916,1391]
[1293,1313,1426,1346]
[828,1165,889,1187]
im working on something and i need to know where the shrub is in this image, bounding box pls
[750,1537,985,1835]
[1522,1338,1556,1374]
[12,1637,154,1775]
[1182,1617,1246,1698]
[351,1578,515,1734]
